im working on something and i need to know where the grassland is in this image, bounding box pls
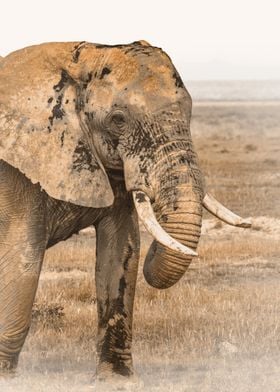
[1,102,280,391]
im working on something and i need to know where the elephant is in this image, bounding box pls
[0,40,251,385]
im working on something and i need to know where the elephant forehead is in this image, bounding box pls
[92,62,185,111]
[125,90,180,112]
[106,49,140,83]
[86,45,179,88]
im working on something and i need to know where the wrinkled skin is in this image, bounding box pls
[0,41,204,384]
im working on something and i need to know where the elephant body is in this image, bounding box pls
[0,160,102,248]
[0,159,139,378]
[0,41,249,385]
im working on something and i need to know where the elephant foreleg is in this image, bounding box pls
[0,234,46,372]
[95,193,140,380]
[0,170,46,373]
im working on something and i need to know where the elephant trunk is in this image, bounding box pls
[134,158,203,289]
[144,192,202,288]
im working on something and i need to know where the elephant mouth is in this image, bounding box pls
[133,190,251,260]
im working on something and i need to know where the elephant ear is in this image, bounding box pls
[0,44,114,208]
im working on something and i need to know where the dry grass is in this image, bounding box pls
[2,102,280,391]
[191,103,280,219]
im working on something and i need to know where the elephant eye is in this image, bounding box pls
[111,112,126,127]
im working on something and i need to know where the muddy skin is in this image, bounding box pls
[71,41,87,63]
[95,185,140,381]
[0,41,204,386]
[72,139,100,173]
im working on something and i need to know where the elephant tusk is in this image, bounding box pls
[132,191,198,257]
[202,193,252,228]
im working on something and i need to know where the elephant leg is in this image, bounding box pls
[0,170,47,373]
[95,194,140,381]
[0,221,46,373]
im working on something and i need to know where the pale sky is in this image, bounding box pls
[1,0,279,80]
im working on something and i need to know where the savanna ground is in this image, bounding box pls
[1,101,280,391]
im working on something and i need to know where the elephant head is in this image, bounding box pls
[0,41,250,289]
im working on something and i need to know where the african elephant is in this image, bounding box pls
[0,41,250,385]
